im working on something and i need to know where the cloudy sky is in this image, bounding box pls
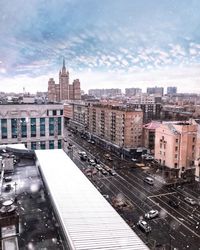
[0,0,200,94]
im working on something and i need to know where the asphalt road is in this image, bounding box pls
[64,129,200,250]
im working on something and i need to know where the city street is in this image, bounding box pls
[63,129,200,249]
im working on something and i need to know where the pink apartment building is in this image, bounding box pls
[155,120,197,179]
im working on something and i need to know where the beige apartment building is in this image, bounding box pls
[88,103,143,149]
[155,121,198,178]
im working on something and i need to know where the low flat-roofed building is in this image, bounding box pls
[35,149,148,250]
[0,104,63,150]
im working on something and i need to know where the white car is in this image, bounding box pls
[145,209,159,219]
[89,159,96,166]
[137,220,151,233]
[184,197,196,206]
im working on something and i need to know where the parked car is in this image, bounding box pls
[89,159,96,166]
[145,209,159,219]
[137,220,151,233]
[168,199,180,208]
[4,176,12,182]
[144,177,154,185]
[110,170,117,176]
[184,197,196,206]
[4,184,12,192]
[96,164,103,171]
[101,169,108,175]
[80,155,87,161]
[131,158,138,162]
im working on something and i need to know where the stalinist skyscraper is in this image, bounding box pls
[48,59,81,102]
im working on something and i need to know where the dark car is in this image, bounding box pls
[4,184,12,192]
[4,176,12,182]
[168,199,180,208]
[94,158,100,164]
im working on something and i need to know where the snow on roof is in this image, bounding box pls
[35,149,148,250]
[143,121,161,130]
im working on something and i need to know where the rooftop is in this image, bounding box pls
[0,146,148,250]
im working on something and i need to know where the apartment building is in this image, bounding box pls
[88,89,122,98]
[155,121,197,178]
[125,88,142,97]
[63,101,87,131]
[147,86,164,96]
[0,104,63,150]
[88,103,143,150]
[143,121,161,153]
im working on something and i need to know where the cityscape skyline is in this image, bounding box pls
[0,0,200,93]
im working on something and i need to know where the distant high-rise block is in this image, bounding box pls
[167,86,177,95]
[48,59,81,102]
[147,86,164,96]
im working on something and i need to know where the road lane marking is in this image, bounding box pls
[148,192,176,198]
[180,231,186,237]
[148,197,200,238]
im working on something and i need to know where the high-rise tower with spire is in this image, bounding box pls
[48,59,81,102]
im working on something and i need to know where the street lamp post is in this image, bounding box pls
[14,182,17,201]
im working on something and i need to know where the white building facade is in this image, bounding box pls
[0,104,63,150]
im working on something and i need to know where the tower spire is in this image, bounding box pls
[63,58,66,70]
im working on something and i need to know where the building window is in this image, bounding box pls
[58,117,62,135]
[174,163,178,168]
[60,110,63,115]
[40,118,45,137]
[192,145,195,151]
[40,141,46,149]
[49,140,54,149]
[31,142,37,150]
[49,118,54,136]
[176,139,178,143]
[1,119,7,139]
[175,154,178,159]
[193,137,195,143]
[31,118,36,137]
[53,110,56,116]
[11,118,17,138]
[21,118,27,138]
[160,143,162,148]
[175,146,178,151]
[58,139,62,149]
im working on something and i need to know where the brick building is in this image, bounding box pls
[88,103,143,151]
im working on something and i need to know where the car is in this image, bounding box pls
[78,151,87,156]
[4,184,12,192]
[94,158,100,164]
[110,170,117,176]
[80,155,87,161]
[144,177,154,185]
[145,156,154,161]
[168,199,180,208]
[101,169,108,175]
[4,176,12,182]
[131,158,138,162]
[145,209,159,219]
[90,140,95,144]
[137,220,151,233]
[96,165,103,171]
[184,197,196,206]
[89,159,96,166]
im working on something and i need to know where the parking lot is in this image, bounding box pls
[64,127,200,249]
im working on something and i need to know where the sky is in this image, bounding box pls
[0,0,200,94]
